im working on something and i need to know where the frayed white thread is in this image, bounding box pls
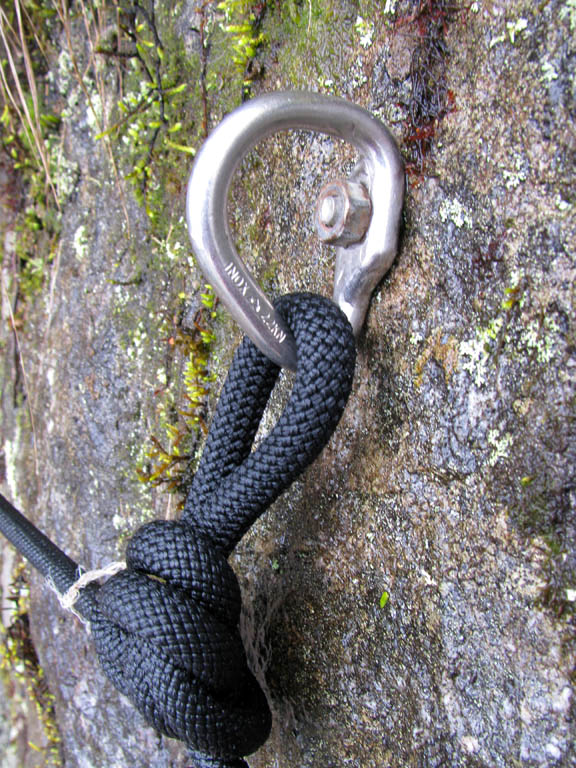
[57,562,126,618]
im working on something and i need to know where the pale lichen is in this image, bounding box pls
[354,16,374,49]
[460,266,563,388]
[541,60,559,83]
[506,17,529,44]
[348,56,368,90]
[86,91,104,132]
[439,198,472,229]
[560,0,576,31]
[487,428,513,466]
[51,141,79,201]
[53,49,74,96]
[72,224,89,262]
[520,317,560,365]
[500,153,528,190]
[459,316,503,387]
[489,16,529,48]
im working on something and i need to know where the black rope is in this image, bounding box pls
[0,292,356,767]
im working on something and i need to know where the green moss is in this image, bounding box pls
[70,3,276,497]
[135,285,220,494]
[0,564,62,766]
[262,1,356,91]
[217,0,266,76]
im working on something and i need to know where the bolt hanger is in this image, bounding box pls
[186,91,405,370]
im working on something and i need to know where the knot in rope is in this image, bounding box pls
[91,520,269,761]
[0,293,355,768]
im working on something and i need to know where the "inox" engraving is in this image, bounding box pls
[224,261,287,343]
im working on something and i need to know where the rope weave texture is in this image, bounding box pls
[0,293,356,767]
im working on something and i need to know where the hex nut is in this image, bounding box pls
[314,179,372,246]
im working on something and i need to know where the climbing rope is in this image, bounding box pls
[0,292,356,767]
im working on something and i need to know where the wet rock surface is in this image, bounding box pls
[1,1,574,767]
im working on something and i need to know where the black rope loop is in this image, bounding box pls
[0,292,356,768]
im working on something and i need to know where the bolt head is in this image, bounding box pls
[314,179,372,246]
[319,195,338,227]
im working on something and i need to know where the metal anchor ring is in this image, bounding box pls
[186,91,404,370]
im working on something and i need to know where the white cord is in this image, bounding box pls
[58,561,126,614]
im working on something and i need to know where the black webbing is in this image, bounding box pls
[0,293,356,767]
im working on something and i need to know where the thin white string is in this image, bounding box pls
[57,561,126,616]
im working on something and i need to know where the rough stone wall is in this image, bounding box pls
[0,1,574,767]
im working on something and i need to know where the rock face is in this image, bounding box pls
[0,1,574,767]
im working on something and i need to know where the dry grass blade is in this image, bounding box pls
[0,1,59,208]
[14,0,41,144]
